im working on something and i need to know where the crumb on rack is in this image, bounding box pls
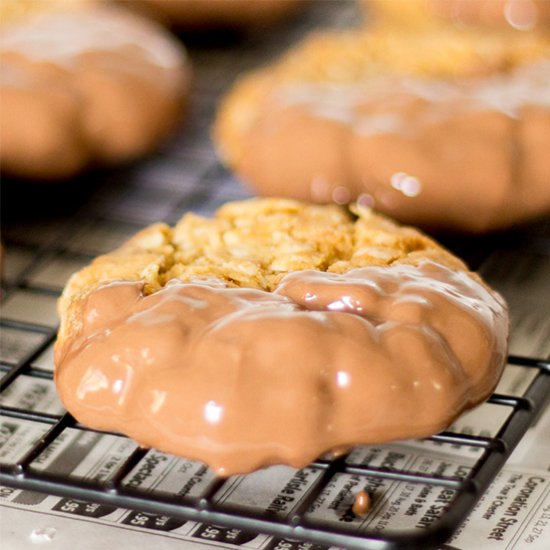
[353,489,371,517]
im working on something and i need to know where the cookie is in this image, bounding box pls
[214,28,550,233]
[117,0,305,29]
[0,3,191,180]
[55,198,508,476]
[367,0,550,31]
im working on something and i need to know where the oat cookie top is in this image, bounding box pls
[58,198,465,340]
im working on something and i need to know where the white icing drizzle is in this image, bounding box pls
[0,7,184,69]
[273,59,550,135]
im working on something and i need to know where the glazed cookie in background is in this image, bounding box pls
[214,28,550,233]
[55,198,508,476]
[116,0,305,30]
[366,0,550,31]
[0,2,191,180]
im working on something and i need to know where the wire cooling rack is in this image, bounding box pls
[1,2,550,549]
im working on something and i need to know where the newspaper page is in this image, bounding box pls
[1,362,549,550]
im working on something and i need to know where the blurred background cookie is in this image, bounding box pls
[366,0,550,31]
[0,1,191,181]
[214,27,550,233]
[116,0,306,30]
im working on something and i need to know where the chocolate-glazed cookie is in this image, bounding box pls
[215,28,550,233]
[55,199,508,476]
[0,3,191,180]
[367,0,550,31]
[117,0,305,30]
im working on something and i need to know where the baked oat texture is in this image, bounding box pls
[58,198,468,344]
[214,27,550,233]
